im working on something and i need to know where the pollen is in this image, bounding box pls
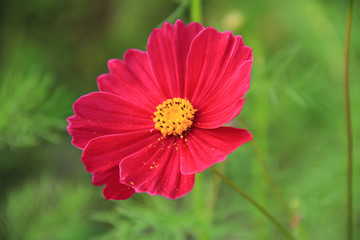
[153,98,197,137]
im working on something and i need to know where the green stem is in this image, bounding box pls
[205,162,226,221]
[190,0,202,23]
[158,0,189,27]
[192,173,209,240]
[239,117,291,218]
[344,0,354,239]
[211,167,295,240]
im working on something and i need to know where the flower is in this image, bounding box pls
[67,19,253,200]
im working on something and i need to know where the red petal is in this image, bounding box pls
[92,167,116,186]
[147,20,204,98]
[97,49,165,109]
[102,169,135,200]
[120,137,195,199]
[180,127,252,174]
[185,27,253,128]
[82,131,161,200]
[81,131,161,173]
[67,92,154,149]
[92,167,135,200]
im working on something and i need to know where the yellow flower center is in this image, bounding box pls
[153,98,197,137]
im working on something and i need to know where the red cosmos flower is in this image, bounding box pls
[67,20,253,200]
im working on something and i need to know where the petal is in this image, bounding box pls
[92,167,117,186]
[185,27,253,128]
[120,137,195,199]
[102,169,135,200]
[194,62,251,128]
[67,92,154,149]
[180,127,252,174]
[93,167,135,200]
[81,130,161,173]
[82,131,161,200]
[97,49,165,109]
[147,20,204,98]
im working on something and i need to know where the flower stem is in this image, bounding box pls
[239,117,291,217]
[211,167,295,240]
[190,0,202,23]
[344,0,354,239]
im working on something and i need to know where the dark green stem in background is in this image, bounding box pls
[190,0,202,22]
[211,167,295,240]
[344,0,354,240]
[239,117,291,218]
[159,0,189,26]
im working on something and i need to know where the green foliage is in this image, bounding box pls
[93,196,199,240]
[0,67,72,149]
[0,174,103,240]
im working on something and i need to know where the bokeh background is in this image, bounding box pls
[0,0,359,239]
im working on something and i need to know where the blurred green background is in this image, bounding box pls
[0,0,359,239]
